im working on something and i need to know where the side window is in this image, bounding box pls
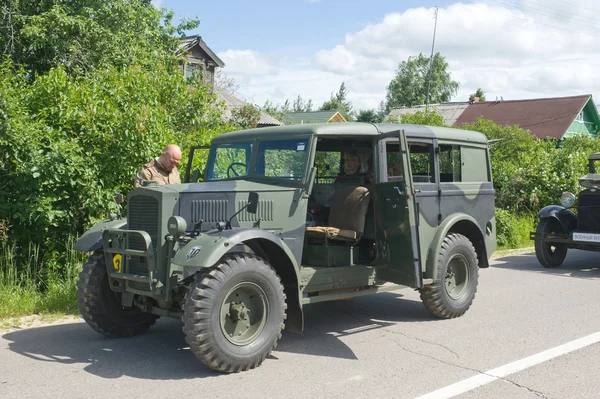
[314,151,341,183]
[461,147,490,182]
[408,143,435,183]
[385,141,404,182]
[439,145,461,182]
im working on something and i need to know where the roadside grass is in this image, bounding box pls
[0,238,81,325]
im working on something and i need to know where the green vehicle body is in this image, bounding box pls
[531,152,600,268]
[75,122,496,371]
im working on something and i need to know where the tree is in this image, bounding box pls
[260,95,313,120]
[0,0,198,77]
[469,88,486,102]
[320,82,354,121]
[385,53,459,111]
[356,109,382,123]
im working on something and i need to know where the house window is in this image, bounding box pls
[185,63,204,79]
[577,111,584,122]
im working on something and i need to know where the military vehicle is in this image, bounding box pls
[75,123,496,372]
[531,152,600,268]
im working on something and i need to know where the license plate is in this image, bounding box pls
[573,232,600,243]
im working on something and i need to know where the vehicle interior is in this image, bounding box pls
[302,137,378,267]
[302,136,433,268]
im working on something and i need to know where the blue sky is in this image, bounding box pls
[160,0,456,53]
[155,1,600,112]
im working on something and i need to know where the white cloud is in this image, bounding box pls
[151,0,162,8]
[218,50,278,76]
[216,1,600,112]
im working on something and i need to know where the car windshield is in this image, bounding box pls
[206,139,309,182]
[591,159,600,174]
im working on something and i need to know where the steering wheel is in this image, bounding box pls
[227,162,247,178]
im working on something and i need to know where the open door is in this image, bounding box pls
[184,145,210,183]
[372,130,423,288]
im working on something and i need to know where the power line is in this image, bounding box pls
[465,2,600,39]
[543,0,600,14]
[487,0,599,30]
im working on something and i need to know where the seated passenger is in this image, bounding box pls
[336,151,367,184]
[388,161,403,179]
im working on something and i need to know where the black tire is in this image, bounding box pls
[183,254,286,373]
[534,218,567,268]
[419,233,479,319]
[76,252,158,338]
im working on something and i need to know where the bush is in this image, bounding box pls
[495,209,536,249]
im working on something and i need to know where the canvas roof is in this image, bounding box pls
[453,95,592,139]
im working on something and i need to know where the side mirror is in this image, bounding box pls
[247,192,259,214]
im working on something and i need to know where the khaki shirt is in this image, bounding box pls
[134,158,181,187]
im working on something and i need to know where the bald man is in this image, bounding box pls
[134,144,182,187]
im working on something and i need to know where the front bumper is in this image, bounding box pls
[102,228,162,295]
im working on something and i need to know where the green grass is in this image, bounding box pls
[496,210,536,250]
[0,237,82,321]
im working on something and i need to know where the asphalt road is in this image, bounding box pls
[1,249,600,399]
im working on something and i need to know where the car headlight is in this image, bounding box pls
[560,192,576,208]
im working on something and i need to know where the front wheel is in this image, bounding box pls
[76,252,158,338]
[534,218,567,268]
[419,233,479,319]
[183,254,287,373]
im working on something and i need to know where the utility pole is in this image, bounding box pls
[425,6,438,111]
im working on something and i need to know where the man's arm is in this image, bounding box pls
[134,166,152,188]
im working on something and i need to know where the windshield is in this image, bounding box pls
[206,139,310,181]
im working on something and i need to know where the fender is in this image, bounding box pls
[537,205,577,233]
[74,219,127,252]
[171,228,304,333]
[425,213,487,279]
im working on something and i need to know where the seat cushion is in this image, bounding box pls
[305,226,358,241]
[328,186,370,233]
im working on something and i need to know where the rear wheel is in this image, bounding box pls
[419,233,479,319]
[183,254,286,373]
[76,252,158,337]
[534,218,567,268]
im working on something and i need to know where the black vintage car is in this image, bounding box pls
[531,152,600,267]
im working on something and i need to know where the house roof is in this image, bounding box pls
[453,95,592,139]
[177,35,225,67]
[389,102,470,126]
[283,110,345,124]
[214,88,283,126]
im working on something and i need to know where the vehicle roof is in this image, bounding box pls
[589,152,600,160]
[210,122,488,145]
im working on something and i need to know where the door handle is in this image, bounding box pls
[414,189,422,193]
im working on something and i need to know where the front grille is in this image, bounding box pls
[577,191,600,232]
[127,195,159,290]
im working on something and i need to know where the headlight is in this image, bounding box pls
[560,192,576,208]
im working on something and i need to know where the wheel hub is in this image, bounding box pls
[229,302,250,321]
[220,282,268,346]
[444,254,469,300]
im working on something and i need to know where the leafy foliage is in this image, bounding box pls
[397,109,447,126]
[469,88,486,102]
[0,60,228,252]
[356,109,384,123]
[386,53,459,111]
[461,118,600,212]
[0,0,198,77]
[319,82,353,121]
